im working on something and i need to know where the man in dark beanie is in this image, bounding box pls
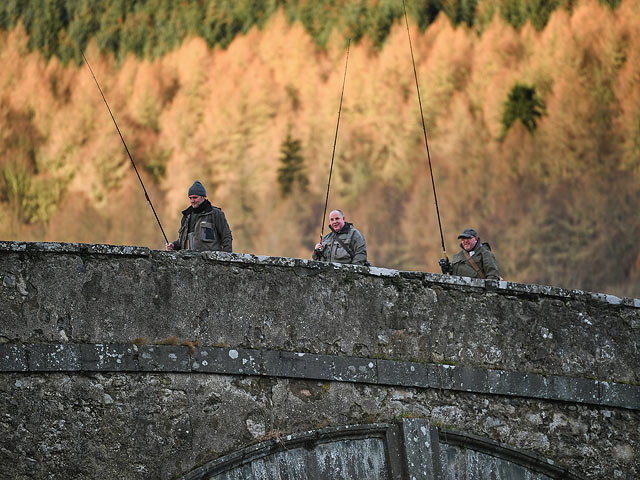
[439,228,500,280]
[165,180,232,252]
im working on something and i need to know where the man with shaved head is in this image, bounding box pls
[313,209,368,265]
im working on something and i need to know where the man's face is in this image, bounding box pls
[461,236,478,251]
[329,211,346,232]
[189,195,205,208]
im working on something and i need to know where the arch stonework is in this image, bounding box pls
[0,241,638,479]
[183,421,585,479]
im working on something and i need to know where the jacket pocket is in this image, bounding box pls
[334,245,351,261]
[200,222,216,242]
[452,257,465,267]
[451,257,467,275]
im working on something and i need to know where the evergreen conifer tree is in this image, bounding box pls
[500,83,546,138]
[277,133,308,197]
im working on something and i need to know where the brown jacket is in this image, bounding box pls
[451,241,500,280]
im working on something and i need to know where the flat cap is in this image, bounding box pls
[458,228,478,239]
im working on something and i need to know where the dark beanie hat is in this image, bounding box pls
[188,180,207,197]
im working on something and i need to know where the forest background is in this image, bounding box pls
[0,0,638,298]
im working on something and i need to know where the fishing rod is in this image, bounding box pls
[320,38,351,239]
[80,49,169,244]
[401,0,449,265]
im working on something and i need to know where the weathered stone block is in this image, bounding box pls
[138,345,190,372]
[598,381,640,410]
[192,346,262,375]
[28,343,81,371]
[0,344,27,371]
[80,343,140,371]
[377,359,439,388]
[261,350,334,380]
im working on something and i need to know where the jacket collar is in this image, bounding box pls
[460,239,483,252]
[330,222,352,235]
[182,199,212,216]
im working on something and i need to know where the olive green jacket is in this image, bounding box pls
[172,201,232,252]
[451,241,500,280]
[312,223,368,265]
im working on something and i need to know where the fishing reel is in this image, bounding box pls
[439,258,453,275]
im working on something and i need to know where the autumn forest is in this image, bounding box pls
[0,0,639,297]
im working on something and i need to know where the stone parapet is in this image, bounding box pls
[1,241,638,384]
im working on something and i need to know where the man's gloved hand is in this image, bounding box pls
[439,258,453,274]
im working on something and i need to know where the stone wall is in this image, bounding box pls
[0,242,638,479]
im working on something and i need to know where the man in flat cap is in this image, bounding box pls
[165,180,232,252]
[439,228,500,280]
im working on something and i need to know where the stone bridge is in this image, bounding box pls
[0,241,638,479]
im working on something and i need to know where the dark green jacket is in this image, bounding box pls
[312,223,368,265]
[451,241,500,280]
[173,200,232,252]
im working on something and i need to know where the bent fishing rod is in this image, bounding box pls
[80,49,169,244]
[320,38,351,239]
[401,0,448,263]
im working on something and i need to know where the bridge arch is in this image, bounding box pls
[183,421,585,480]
